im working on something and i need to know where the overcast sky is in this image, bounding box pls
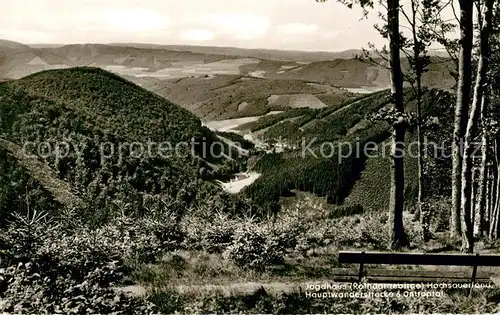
[1,0,456,51]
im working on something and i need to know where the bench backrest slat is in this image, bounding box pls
[338,251,500,266]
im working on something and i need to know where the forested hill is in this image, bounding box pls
[5,67,207,143]
[243,88,455,213]
[0,67,239,224]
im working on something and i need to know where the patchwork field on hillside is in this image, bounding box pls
[1,40,455,122]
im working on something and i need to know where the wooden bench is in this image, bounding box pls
[338,251,500,295]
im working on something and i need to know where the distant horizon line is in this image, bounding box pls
[2,38,449,55]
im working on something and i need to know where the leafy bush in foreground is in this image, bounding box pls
[0,261,153,314]
[0,210,185,313]
[223,225,285,270]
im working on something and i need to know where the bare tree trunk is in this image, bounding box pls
[387,0,407,249]
[490,201,498,239]
[417,94,430,240]
[495,143,500,240]
[408,0,430,242]
[461,0,494,252]
[474,98,489,238]
[459,97,477,253]
[485,166,492,232]
[473,0,495,240]
[451,0,474,240]
[489,162,498,229]
[493,180,500,240]
[490,139,500,240]
[488,141,499,235]
[471,166,478,227]
[496,192,500,240]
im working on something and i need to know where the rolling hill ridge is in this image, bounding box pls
[1,40,456,121]
[0,67,242,223]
